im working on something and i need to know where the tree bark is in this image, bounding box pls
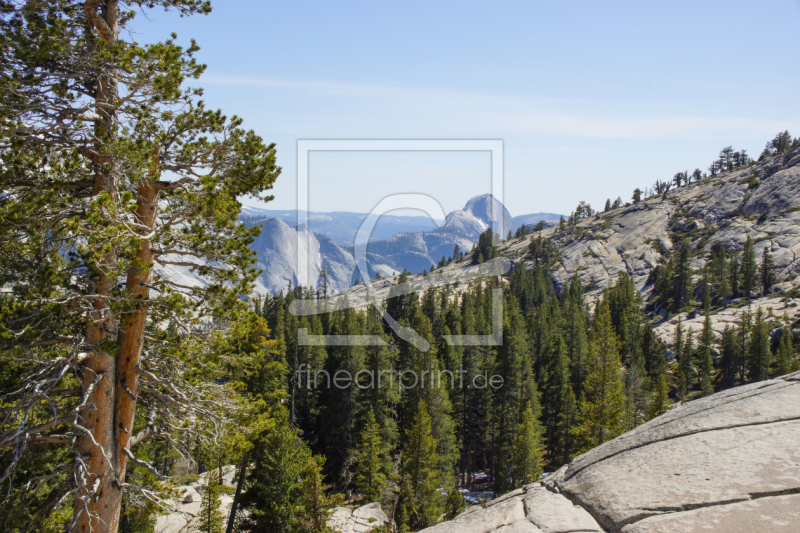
[74,3,139,531]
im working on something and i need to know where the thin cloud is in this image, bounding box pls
[201,73,797,141]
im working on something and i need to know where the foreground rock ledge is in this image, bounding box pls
[422,371,800,533]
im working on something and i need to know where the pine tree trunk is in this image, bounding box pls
[74,5,161,529]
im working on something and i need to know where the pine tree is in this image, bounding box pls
[673,318,688,401]
[729,254,740,298]
[709,244,730,304]
[240,416,330,533]
[444,489,467,520]
[678,327,695,402]
[198,469,224,533]
[0,3,281,529]
[699,346,714,396]
[493,296,529,493]
[736,310,752,382]
[748,308,772,382]
[400,309,457,488]
[512,407,545,487]
[554,382,577,465]
[399,401,443,531]
[759,247,777,296]
[719,325,738,389]
[775,317,793,377]
[671,247,694,311]
[353,411,389,503]
[318,308,365,489]
[298,455,341,533]
[571,303,626,456]
[741,237,758,298]
[698,310,716,396]
[646,372,671,420]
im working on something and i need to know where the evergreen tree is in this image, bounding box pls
[318,308,365,489]
[361,306,399,444]
[571,304,626,456]
[679,328,695,402]
[554,382,577,465]
[353,411,389,503]
[775,317,793,377]
[444,489,467,520]
[641,323,667,382]
[565,295,590,396]
[0,3,280,529]
[698,310,716,396]
[741,237,758,298]
[400,309,457,488]
[512,407,545,487]
[239,415,335,533]
[671,247,694,311]
[709,244,730,303]
[297,455,341,533]
[748,308,772,382]
[646,372,671,420]
[719,325,738,389]
[398,401,442,531]
[759,247,777,296]
[673,318,689,401]
[729,254,740,298]
[198,469,224,533]
[493,296,529,493]
[736,310,752,382]
[700,265,712,311]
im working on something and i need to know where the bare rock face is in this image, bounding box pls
[418,484,603,533]
[420,372,800,533]
[544,149,800,303]
[327,502,390,533]
[544,371,800,532]
[154,467,238,533]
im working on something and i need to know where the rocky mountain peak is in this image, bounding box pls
[463,193,516,236]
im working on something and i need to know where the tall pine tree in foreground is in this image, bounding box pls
[0,3,281,530]
[571,303,626,456]
[353,410,389,503]
[512,407,545,487]
[398,401,442,532]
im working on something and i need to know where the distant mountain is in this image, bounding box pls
[513,212,563,228]
[242,194,518,294]
[463,194,515,236]
[239,207,440,244]
[166,195,560,294]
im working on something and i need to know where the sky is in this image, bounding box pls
[133,0,800,218]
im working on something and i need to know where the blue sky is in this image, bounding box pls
[136,0,800,217]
